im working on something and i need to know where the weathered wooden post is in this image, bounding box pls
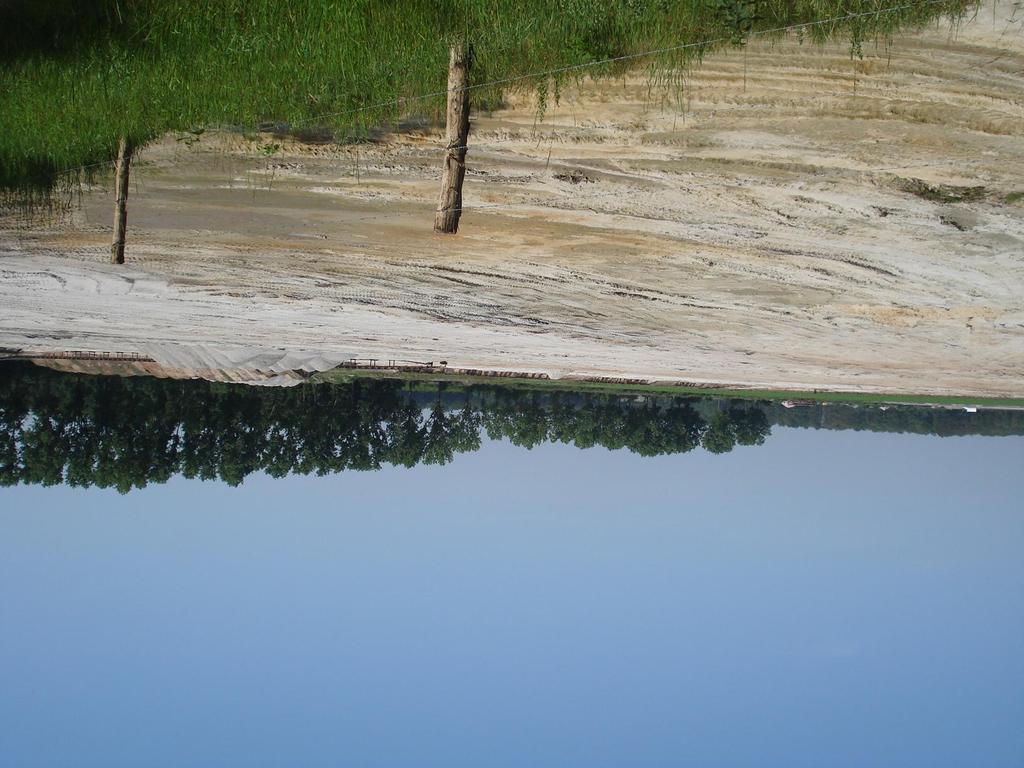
[434,40,471,234]
[110,136,133,264]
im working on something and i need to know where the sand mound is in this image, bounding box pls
[2,3,1022,396]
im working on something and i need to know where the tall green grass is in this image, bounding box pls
[0,0,974,206]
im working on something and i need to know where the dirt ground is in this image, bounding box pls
[2,3,1023,394]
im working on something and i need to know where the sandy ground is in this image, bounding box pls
[2,3,1023,394]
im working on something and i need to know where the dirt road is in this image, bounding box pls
[2,3,1022,394]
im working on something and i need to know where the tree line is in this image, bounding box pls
[2,364,1021,494]
[0,364,767,493]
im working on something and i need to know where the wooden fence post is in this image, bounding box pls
[434,40,471,234]
[110,136,133,264]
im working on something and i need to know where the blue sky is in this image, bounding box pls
[1,427,1022,767]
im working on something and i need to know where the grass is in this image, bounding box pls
[0,0,975,207]
[313,368,1024,408]
[899,178,988,203]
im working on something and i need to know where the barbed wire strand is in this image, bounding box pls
[293,0,953,127]
[41,0,956,179]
